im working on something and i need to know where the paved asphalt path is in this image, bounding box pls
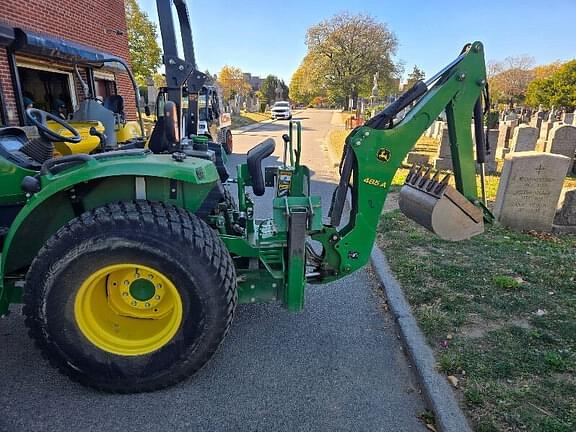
[0,109,426,432]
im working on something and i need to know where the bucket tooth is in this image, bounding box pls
[426,170,441,192]
[412,165,426,184]
[405,164,418,183]
[434,173,451,195]
[417,166,433,188]
[406,164,426,187]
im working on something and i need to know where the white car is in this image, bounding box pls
[271,101,292,120]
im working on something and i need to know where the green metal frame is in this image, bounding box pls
[0,152,219,314]
[0,42,488,316]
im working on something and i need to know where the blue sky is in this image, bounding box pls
[139,0,576,83]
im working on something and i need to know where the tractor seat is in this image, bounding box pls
[103,95,126,127]
[247,138,275,196]
[103,95,125,115]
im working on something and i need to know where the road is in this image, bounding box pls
[0,109,427,432]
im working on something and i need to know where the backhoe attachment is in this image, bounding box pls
[398,164,484,241]
[312,41,492,283]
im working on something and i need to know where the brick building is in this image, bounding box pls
[0,0,135,127]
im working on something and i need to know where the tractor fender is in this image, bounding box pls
[1,154,219,278]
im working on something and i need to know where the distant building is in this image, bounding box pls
[0,0,134,126]
[249,76,263,91]
[241,72,263,92]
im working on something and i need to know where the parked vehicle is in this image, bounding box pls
[271,101,292,120]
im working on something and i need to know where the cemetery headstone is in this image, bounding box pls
[494,152,571,232]
[434,125,452,170]
[536,120,554,151]
[562,112,574,124]
[432,121,444,140]
[485,129,499,173]
[505,119,519,129]
[510,124,539,152]
[553,188,576,233]
[495,123,511,159]
[546,124,576,172]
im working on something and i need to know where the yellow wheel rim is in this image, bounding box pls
[74,263,183,356]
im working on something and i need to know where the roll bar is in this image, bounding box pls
[155,0,207,142]
[77,58,145,138]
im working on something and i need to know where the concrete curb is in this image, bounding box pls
[370,246,472,432]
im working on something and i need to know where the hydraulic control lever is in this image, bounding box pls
[282,133,290,166]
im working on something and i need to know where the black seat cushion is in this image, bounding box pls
[103,95,125,115]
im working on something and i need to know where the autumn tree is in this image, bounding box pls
[487,55,535,107]
[125,0,162,85]
[260,75,289,104]
[217,66,251,100]
[152,72,165,88]
[533,62,563,80]
[526,60,576,110]
[406,65,425,88]
[290,52,327,105]
[304,13,401,107]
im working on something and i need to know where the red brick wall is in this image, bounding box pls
[0,0,135,125]
[0,49,18,124]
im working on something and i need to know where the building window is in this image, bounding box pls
[94,71,117,101]
[17,64,77,119]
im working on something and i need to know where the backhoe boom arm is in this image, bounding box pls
[312,41,488,282]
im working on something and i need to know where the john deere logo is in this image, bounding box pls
[377,148,391,162]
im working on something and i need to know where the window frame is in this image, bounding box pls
[16,59,78,110]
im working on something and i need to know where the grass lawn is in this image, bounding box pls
[330,127,576,429]
[231,111,271,129]
[378,213,576,431]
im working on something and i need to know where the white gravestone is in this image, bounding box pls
[536,121,555,151]
[510,124,539,152]
[546,124,576,173]
[561,112,574,125]
[495,123,511,159]
[434,125,452,170]
[494,152,571,232]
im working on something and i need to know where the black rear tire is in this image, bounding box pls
[218,128,233,155]
[23,201,236,393]
[224,129,233,154]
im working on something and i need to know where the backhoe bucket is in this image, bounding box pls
[398,165,484,241]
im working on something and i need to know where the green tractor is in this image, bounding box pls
[0,0,492,393]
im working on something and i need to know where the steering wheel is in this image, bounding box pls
[26,108,81,143]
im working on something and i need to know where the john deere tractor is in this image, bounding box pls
[0,0,492,393]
